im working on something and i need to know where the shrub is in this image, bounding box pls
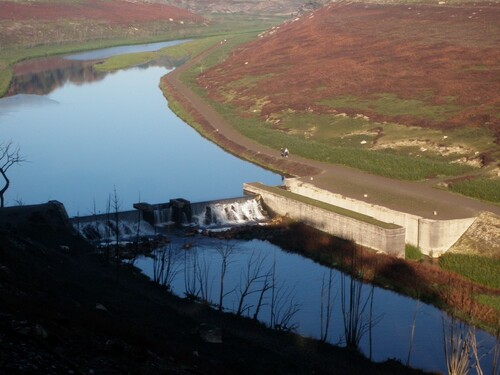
[405,244,423,261]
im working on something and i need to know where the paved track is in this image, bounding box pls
[164,44,500,220]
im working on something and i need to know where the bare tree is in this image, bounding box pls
[320,269,336,343]
[0,141,25,208]
[152,245,180,291]
[407,300,421,367]
[270,280,300,332]
[184,247,202,300]
[215,241,236,311]
[195,254,213,303]
[340,247,382,352]
[491,328,500,375]
[235,251,269,317]
[111,186,120,261]
[104,194,112,262]
[267,258,300,332]
[442,314,471,375]
[252,266,273,321]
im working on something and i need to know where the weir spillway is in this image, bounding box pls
[135,196,267,228]
[71,195,268,244]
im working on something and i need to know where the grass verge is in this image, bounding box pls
[476,294,500,312]
[439,253,500,289]
[448,177,500,204]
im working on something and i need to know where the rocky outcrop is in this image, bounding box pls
[448,212,500,259]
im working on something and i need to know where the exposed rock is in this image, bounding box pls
[448,212,500,259]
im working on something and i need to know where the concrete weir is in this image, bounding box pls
[244,182,406,257]
[244,179,478,257]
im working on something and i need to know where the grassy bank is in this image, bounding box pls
[175,50,476,181]
[439,253,500,289]
[447,177,500,203]
[0,14,284,97]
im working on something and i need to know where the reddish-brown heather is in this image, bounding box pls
[199,2,500,139]
[0,0,204,24]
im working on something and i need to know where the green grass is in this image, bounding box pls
[405,244,424,261]
[248,182,400,229]
[175,44,475,181]
[448,177,500,204]
[95,36,227,72]
[439,253,500,289]
[476,294,500,312]
[321,93,461,122]
[214,104,472,180]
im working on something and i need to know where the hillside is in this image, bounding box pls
[197,2,500,188]
[153,0,329,15]
[0,0,206,48]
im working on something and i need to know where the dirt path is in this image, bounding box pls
[164,44,500,220]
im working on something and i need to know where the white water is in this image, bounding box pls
[192,199,268,227]
[74,198,270,242]
[74,218,156,244]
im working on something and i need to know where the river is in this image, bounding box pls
[0,41,497,374]
[0,41,281,216]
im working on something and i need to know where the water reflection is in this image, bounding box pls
[6,54,182,98]
[7,58,106,97]
[135,237,498,375]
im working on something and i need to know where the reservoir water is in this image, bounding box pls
[0,44,280,215]
[1,42,497,374]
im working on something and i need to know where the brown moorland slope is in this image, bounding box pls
[0,0,203,23]
[199,2,500,141]
[154,0,328,15]
[0,0,206,47]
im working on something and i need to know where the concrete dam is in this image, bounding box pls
[243,179,486,258]
[71,195,269,244]
[72,180,492,258]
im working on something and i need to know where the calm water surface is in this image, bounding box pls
[1,42,497,375]
[135,237,498,375]
[0,55,280,215]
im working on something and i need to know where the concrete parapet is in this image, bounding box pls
[244,182,405,257]
[418,217,475,256]
[284,179,476,256]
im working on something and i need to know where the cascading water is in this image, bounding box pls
[154,208,172,226]
[72,212,157,245]
[191,198,268,227]
[71,197,270,243]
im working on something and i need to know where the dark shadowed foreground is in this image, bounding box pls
[0,202,430,374]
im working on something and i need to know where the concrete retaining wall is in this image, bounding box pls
[244,183,406,257]
[284,179,475,256]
